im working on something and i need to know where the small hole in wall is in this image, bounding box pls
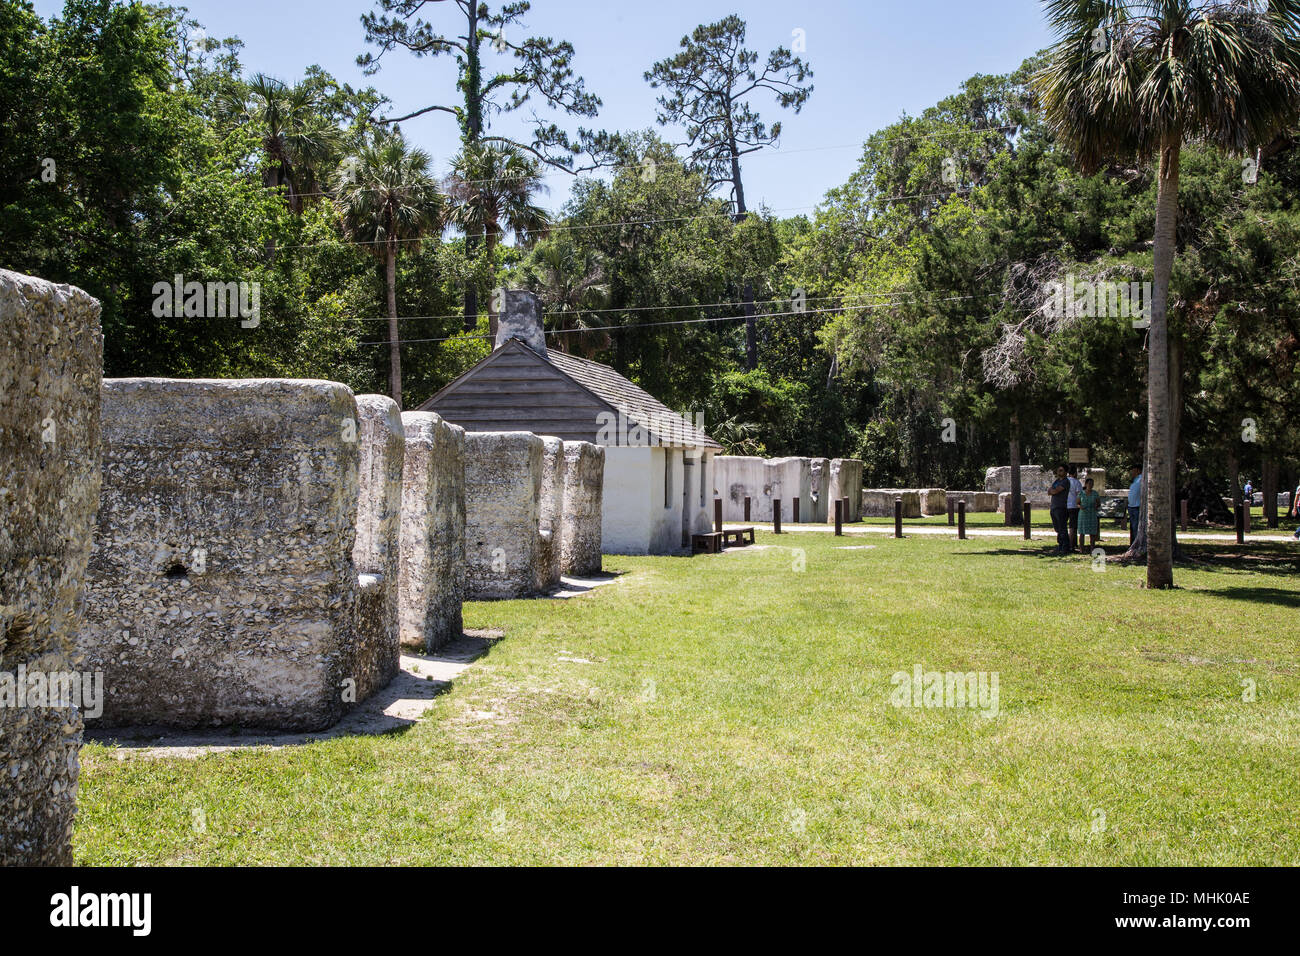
[164,563,188,580]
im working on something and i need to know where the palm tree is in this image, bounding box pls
[444,142,551,335]
[224,74,341,213]
[1037,0,1300,588]
[519,236,610,356]
[335,130,444,406]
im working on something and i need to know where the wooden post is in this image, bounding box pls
[947,497,955,526]
[834,498,843,536]
[893,497,903,538]
[743,495,751,522]
[1236,502,1245,544]
[1180,498,1188,532]
[792,497,800,524]
[713,497,722,535]
[773,499,782,535]
[957,500,967,540]
[1023,498,1031,540]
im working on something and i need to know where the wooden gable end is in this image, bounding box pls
[424,341,613,441]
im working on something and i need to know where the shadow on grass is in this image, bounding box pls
[1189,586,1300,609]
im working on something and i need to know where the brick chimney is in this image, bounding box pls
[494,290,546,356]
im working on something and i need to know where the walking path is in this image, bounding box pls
[726,522,1295,544]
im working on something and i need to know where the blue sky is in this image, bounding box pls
[34,0,1054,214]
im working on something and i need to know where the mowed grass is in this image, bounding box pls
[74,532,1300,865]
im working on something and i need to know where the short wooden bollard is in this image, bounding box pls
[792,497,800,523]
[713,497,722,535]
[947,497,955,526]
[743,495,751,522]
[1180,498,1188,532]
[893,497,903,538]
[773,499,782,534]
[1236,503,1245,544]
[957,500,967,539]
[834,498,843,536]
[1023,499,1032,540]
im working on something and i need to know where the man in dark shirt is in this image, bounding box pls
[1049,465,1071,554]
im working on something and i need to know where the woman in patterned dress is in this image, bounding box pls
[1078,477,1101,548]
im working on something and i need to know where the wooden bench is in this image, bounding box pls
[722,526,755,547]
[691,532,723,554]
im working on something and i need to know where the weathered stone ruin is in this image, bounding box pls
[81,378,370,731]
[863,489,922,518]
[1,270,102,865]
[535,436,567,592]
[716,455,850,522]
[560,441,604,576]
[946,491,999,513]
[462,431,545,599]
[828,458,864,522]
[352,395,403,700]
[398,412,465,652]
[918,488,948,516]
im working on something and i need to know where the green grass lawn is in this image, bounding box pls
[74,532,1300,865]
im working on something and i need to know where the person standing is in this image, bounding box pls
[1127,465,1143,538]
[1050,465,1072,554]
[1078,477,1102,549]
[1066,466,1084,550]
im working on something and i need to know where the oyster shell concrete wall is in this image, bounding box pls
[561,441,604,576]
[0,270,102,866]
[946,491,999,513]
[398,412,465,652]
[463,432,544,599]
[351,395,403,701]
[828,459,864,522]
[81,378,362,731]
[714,456,769,521]
[863,490,921,518]
[535,437,567,592]
[984,465,1053,497]
[918,488,948,516]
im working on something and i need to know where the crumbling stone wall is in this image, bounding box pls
[561,441,604,576]
[806,457,831,522]
[863,490,921,518]
[81,378,362,731]
[351,395,403,700]
[463,432,544,599]
[535,437,567,592]
[715,456,769,520]
[918,488,948,516]
[946,491,999,513]
[398,412,465,652]
[0,270,102,866]
[828,459,864,522]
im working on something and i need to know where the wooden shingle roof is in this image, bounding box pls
[419,339,720,450]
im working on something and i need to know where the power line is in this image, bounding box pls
[354,294,994,346]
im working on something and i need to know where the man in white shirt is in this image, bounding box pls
[1066,466,1084,550]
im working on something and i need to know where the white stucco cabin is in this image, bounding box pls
[420,291,720,555]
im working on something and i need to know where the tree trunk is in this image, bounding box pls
[485,225,500,339]
[461,2,484,333]
[1169,335,1182,555]
[728,130,757,370]
[1263,457,1274,528]
[1008,414,1022,526]
[1144,136,1179,589]
[386,239,401,406]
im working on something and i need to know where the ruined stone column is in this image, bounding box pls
[561,441,604,576]
[829,459,864,522]
[462,432,544,599]
[352,395,404,700]
[0,270,102,865]
[399,412,466,652]
[535,436,567,592]
[81,378,362,731]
